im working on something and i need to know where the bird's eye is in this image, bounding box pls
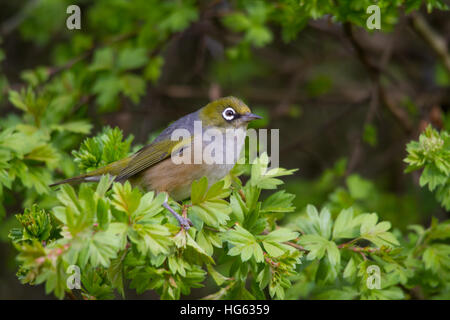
[222,107,236,121]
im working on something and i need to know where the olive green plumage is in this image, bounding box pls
[199,96,252,127]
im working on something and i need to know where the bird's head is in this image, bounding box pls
[199,96,262,129]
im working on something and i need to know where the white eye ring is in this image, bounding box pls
[222,107,236,121]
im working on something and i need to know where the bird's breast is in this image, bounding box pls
[133,128,248,201]
[201,126,247,165]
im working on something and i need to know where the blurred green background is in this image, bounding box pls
[0,0,449,298]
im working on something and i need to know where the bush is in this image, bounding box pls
[1,0,449,300]
[8,126,450,299]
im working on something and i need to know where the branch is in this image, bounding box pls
[343,23,413,134]
[346,78,380,175]
[0,0,40,36]
[66,291,78,300]
[46,29,140,80]
[284,241,308,252]
[409,12,450,74]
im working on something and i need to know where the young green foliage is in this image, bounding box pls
[72,126,133,172]
[3,0,450,301]
[9,126,450,300]
[405,125,450,209]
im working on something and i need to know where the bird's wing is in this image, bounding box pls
[114,137,191,181]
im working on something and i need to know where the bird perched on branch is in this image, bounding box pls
[50,96,261,229]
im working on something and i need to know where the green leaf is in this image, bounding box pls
[423,244,450,277]
[190,176,209,204]
[404,125,450,210]
[132,192,165,222]
[250,153,297,190]
[260,228,298,257]
[343,257,357,279]
[420,165,447,191]
[144,56,164,84]
[14,204,55,242]
[189,178,231,227]
[298,234,340,266]
[261,228,298,243]
[332,208,360,240]
[257,265,271,290]
[112,182,141,216]
[18,166,51,194]
[87,231,120,267]
[359,213,400,247]
[260,191,295,213]
[207,264,231,286]
[298,205,332,239]
[186,233,214,264]
[316,286,358,300]
[92,74,121,109]
[95,174,114,197]
[96,198,110,230]
[245,25,273,47]
[89,47,114,72]
[230,192,247,223]
[25,144,60,166]
[222,13,251,32]
[346,174,374,200]
[223,225,264,263]
[117,48,148,71]
[363,123,377,147]
[196,229,222,256]
[108,250,127,298]
[129,223,172,256]
[51,120,92,134]
[73,126,133,171]
[160,1,198,33]
[120,74,146,104]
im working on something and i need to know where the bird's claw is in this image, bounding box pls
[178,216,193,230]
[162,199,193,230]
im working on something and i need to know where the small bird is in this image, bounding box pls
[50,96,262,229]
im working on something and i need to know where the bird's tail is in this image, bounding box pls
[49,174,95,187]
[49,157,132,187]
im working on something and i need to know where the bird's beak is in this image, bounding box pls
[241,112,263,122]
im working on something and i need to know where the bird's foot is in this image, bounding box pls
[178,215,193,230]
[162,200,193,230]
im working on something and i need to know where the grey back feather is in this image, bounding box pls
[152,110,200,144]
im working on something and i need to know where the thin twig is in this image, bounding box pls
[0,0,40,36]
[346,84,379,174]
[343,23,413,134]
[410,12,450,74]
[284,241,308,252]
[66,290,78,300]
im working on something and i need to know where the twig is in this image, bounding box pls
[284,241,308,252]
[238,189,246,202]
[337,238,359,249]
[66,290,78,300]
[346,84,379,174]
[0,0,40,36]
[158,84,370,105]
[264,252,280,267]
[343,23,413,134]
[358,251,368,261]
[409,12,450,74]
[273,70,304,118]
[281,103,360,154]
[46,29,139,82]
[203,225,221,232]
[201,281,235,300]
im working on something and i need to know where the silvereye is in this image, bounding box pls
[51,96,262,229]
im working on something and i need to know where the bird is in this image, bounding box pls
[50,96,262,229]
